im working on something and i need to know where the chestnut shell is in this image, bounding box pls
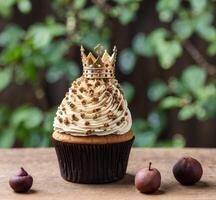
[9,167,33,193]
[173,157,203,185]
[135,163,161,194]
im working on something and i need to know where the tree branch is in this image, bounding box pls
[183,40,216,76]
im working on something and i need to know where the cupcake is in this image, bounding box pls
[52,44,134,184]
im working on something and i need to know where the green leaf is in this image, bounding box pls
[149,29,182,68]
[134,131,157,147]
[113,0,134,4]
[0,25,24,47]
[29,131,42,147]
[47,23,66,37]
[80,29,108,49]
[0,105,9,126]
[172,19,194,40]
[132,33,154,57]
[147,110,167,133]
[22,63,37,81]
[27,22,65,49]
[121,82,135,103]
[157,0,180,13]
[195,105,207,120]
[160,96,182,109]
[39,137,50,147]
[0,0,16,17]
[43,41,68,64]
[46,61,79,83]
[28,26,52,48]
[132,33,145,55]
[197,26,216,42]
[159,10,173,22]
[196,11,214,26]
[0,128,16,148]
[73,0,86,10]
[43,108,56,133]
[18,0,32,14]
[158,40,182,69]
[0,67,13,91]
[178,104,197,120]
[156,0,180,22]
[168,77,188,95]
[27,53,46,68]
[80,6,103,21]
[149,28,168,43]
[155,140,173,147]
[207,41,216,56]
[11,106,43,128]
[119,49,136,75]
[14,66,26,84]
[181,65,207,93]
[157,134,185,147]
[118,7,135,25]
[24,107,43,128]
[46,65,64,83]
[132,118,148,133]
[195,12,216,42]
[1,44,22,63]
[172,134,185,147]
[195,84,216,101]
[147,79,168,101]
[63,61,80,81]
[194,84,216,119]
[190,0,207,14]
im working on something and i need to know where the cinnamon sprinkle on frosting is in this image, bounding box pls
[69,103,75,108]
[72,89,77,94]
[80,113,85,119]
[86,130,93,135]
[79,87,85,93]
[104,123,109,127]
[58,117,63,123]
[93,114,99,119]
[64,118,69,125]
[72,114,79,121]
[81,100,87,105]
[92,97,99,102]
[85,121,90,126]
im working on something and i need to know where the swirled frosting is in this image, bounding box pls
[53,76,132,136]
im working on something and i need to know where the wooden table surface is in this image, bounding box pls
[0,148,215,200]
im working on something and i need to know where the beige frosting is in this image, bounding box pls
[53,76,132,136]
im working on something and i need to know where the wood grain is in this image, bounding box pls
[0,148,215,200]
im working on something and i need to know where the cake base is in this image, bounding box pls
[52,134,134,184]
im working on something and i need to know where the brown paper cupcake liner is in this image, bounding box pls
[52,136,134,184]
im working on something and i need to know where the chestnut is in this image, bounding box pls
[173,157,203,185]
[135,162,161,194]
[9,167,33,193]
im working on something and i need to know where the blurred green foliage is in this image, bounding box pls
[0,105,56,147]
[0,0,215,148]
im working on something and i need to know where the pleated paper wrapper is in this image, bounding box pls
[52,137,134,184]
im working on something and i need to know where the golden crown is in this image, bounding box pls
[81,44,117,79]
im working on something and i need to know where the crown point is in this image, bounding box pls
[113,45,117,52]
[94,44,105,57]
[80,45,84,52]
